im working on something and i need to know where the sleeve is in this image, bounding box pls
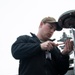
[50,46,69,75]
[11,35,42,59]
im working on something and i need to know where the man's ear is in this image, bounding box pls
[39,22,44,28]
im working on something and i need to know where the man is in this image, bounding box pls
[11,17,73,75]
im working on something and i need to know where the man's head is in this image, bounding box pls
[37,17,62,41]
[41,17,62,31]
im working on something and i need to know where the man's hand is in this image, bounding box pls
[40,41,57,51]
[62,39,74,55]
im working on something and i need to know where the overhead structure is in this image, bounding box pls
[58,10,75,28]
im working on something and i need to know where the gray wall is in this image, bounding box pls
[65,69,74,75]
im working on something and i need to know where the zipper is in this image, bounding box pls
[45,51,48,75]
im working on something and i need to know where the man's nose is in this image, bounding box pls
[50,29,55,32]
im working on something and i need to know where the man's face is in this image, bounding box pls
[39,22,56,40]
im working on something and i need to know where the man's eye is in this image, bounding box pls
[49,25,56,31]
[49,25,52,29]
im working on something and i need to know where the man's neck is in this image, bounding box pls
[37,33,47,42]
